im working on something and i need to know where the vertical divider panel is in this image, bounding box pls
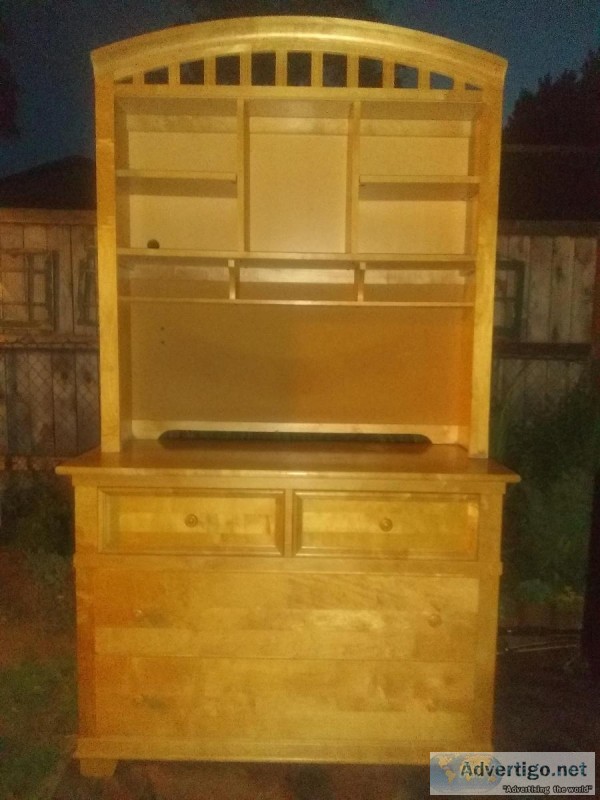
[204,56,216,85]
[459,108,482,451]
[347,101,361,255]
[469,91,503,456]
[382,61,395,88]
[96,77,122,451]
[347,55,359,89]
[311,51,323,88]
[237,99,247,253]
[240,52,251,86]
[275,51,287,86]
[168,64,180,86]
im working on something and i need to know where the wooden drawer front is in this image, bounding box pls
[93,569,478,662]
[101,489,283,554]
[95,654,475,743]
[295,492,478,559]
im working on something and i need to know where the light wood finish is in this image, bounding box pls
[294,491,479,558]
[59,440,516,767]
[100,488,284,554]
[60,16,511,775]
[91,16,506,454]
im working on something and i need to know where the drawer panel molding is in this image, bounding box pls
[100,488,284,555]
[294,491,479,559]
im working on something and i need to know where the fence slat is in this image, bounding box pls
[28,351,55,456]
[71,225,97,336]
[0,354,7,455]
[549,236,575,343]
[496,234,509,258]
[526,237,553,342]
[7,352,32,454]
[75,350,100,453]
[52,351,78,456]
[571,238,596,343]
[47,224,74,333]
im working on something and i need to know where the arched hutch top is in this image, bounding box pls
[92,17,507,457]
[92,16,505,91]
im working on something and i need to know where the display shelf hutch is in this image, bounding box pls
[58,16,517,776]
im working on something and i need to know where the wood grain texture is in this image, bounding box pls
[68,15,510,772]
[100,488,284,554]
[92,568,478,660]
[94,654,475,742]
[91,17,505,452]
[60,439,513,766]
[58,439,518,482]
[295,491,478,558]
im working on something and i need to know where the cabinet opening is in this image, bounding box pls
[287,52,312,86]
[252,52,276,85]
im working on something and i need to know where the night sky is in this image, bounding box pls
[1,0,599,178]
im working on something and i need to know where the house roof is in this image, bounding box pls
[0,156,96,210]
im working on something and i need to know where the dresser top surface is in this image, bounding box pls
[58,440,518,484]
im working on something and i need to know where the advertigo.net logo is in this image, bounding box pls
[430,752,595,795]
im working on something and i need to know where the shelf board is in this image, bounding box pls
[117,249,475,269]
[359,174,479,185]
[359,174,479,200]
[116,169,237,182]
[121,295,474,308]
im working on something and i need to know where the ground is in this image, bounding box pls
[0,548,598,800]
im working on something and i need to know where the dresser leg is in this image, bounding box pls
[79,758,118,778]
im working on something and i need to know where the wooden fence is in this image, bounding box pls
[496,224,597,344]
[493,223,597,424]
[0,343,99,461]
[0,209,97,465]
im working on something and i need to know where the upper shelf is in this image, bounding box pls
[359,174,479,200]
[116,169,237,182]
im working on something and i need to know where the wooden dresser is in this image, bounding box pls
[58,17,515,776]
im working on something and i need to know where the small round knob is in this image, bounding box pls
[379,517,393,532]
[184,513,199,528]
[427,613,442,628]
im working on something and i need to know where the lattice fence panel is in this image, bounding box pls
[492,355,589,422]
[0,346,99,458]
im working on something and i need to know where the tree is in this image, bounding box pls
[186,0,381,22]
[183,0,384,86]
[504,48,600,145]
[0,13,18,138]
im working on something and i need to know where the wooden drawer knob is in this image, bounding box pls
[134,694,166,710]
[427,612,442,628]
[184,513,199,528]
[379,517,393,532]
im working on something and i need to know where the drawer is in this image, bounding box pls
[93,569,479,663]
[100,489,284,554]
[95,653,475,742]
[295,491,478,559]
